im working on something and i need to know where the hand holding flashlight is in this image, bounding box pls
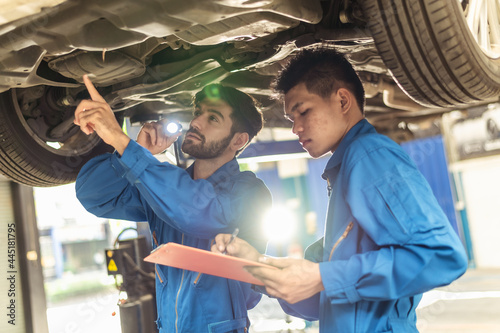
[137,119,182,155]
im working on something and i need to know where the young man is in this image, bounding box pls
[74,75,272,332]
[213,48,468,332]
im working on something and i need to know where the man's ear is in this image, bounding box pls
[337,88,352,114]
[231,132,250,152]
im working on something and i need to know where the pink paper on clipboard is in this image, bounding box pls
[144,242,277,285]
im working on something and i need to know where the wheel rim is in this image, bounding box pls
[12,88,102,157]
[462,0,500,59]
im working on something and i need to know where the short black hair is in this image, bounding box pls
[272,48,365,114]
[194,84,264,153]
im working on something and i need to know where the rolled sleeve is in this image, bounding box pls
[320,260,361,304]
[118,140,158,183]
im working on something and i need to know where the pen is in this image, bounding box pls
[223,228,239,255]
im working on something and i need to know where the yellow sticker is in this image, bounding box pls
[108,259,118,272]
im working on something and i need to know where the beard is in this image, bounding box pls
[181,128,234,159]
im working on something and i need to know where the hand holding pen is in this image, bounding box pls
[212,229,262,262]
[222,228,239,255]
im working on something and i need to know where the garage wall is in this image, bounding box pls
[454,155,500,268]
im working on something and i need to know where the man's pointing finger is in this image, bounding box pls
[83,74,106,103]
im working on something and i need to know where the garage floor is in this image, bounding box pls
[44,268,500,333]
[417,268,500,333]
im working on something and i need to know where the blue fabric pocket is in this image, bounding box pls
[208,318,247,333]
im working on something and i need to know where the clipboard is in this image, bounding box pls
[144,242,276,285]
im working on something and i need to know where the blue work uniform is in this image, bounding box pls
[278,119,468,332]
[76,140,272,333]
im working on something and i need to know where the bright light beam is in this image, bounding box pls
[262,206,297,243]
[165,121,182,134]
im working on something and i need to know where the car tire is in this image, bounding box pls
[362,0,500,108]
[0,88,115,187]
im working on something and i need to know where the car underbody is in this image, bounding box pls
[0,0,499,186]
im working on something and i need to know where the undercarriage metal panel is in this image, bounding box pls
[0,0,322,92]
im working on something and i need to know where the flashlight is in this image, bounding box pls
[165,121,182,135]
[163,120,183,168]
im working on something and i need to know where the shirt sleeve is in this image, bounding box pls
[75,149,149,222]
[253,237,323,320]
[76,140,272,241]
[278,237,324,320]
[319,143,468,304]
[278,294,321,321]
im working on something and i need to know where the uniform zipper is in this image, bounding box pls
[193,272,202,285]
[193,240,214,285]
[175,234,185,333]
[152,232,163,283]
[328,222,354,261]
[155,266,163,284]
[152,231,159,247]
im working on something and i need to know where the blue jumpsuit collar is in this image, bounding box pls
[186,158,241,185]
[322,119,374,180]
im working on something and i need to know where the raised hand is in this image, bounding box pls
[74,75,130,154]
[136,119,182,155]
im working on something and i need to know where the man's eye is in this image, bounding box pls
[301,109,310,115]
[209,115,219,122]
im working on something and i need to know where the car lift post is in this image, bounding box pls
[0,179,49,333]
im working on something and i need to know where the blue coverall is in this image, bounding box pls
[76,140,272,333]
[278,119,468,332]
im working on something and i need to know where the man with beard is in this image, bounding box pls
[74,75,271,333]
